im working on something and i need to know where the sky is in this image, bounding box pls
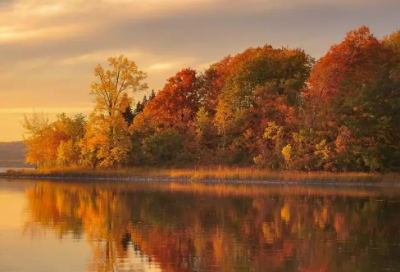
[0,0,399,142]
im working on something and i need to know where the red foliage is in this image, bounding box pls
[145,68,199,129]
[306,26,389,102]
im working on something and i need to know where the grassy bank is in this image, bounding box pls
[1,166,399,184]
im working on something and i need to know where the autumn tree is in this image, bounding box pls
[191,107,219,163]
[23,113,86,168]
[90,55,147,117]
[23,27,400,171]
[22,112,51,168]
[81,56,147,168]
[142,68,199,131]
[304,26,388,128]
[55,113,86,167]
[129,69,200,165]
[214,46,312,164]
[297,26,399,171]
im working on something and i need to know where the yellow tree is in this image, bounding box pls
[81,56,147,168]
[23,113,86,168]
[22,112,51,168]
[91,55,147,117]
[55,113,86,167]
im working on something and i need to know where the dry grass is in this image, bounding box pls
[168,167,399,183]
[2,166,400,183]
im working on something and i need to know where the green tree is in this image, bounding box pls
[142,129,183,165]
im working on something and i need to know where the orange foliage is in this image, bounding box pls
[306,26,388,102]
[139,68,199,131]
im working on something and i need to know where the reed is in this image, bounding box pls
[2,166,399,183]
[168,167,395,183]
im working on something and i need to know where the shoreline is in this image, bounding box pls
[1,173,399,187]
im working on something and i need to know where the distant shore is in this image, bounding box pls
[1,168,399,187]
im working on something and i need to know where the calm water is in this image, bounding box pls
[1,179,400,272]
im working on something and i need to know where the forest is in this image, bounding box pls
[22,26,400,172]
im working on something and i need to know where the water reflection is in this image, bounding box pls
[21,181,400,272]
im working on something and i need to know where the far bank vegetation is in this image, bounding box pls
[22,27,400,173]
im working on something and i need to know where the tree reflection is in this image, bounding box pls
[24,181,400,272]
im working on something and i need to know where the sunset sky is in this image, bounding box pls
[0,0,399,142]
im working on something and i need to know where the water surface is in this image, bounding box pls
[1,179,400,272]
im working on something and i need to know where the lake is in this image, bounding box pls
[1,179,400,272]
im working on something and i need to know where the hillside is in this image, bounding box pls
[0,141,31,168]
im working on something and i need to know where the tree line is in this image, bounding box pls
[23,26,400,172]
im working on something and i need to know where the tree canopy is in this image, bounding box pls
[23,27,400,172]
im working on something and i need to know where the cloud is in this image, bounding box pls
[1,0,398,66]
[0,0,389,46]
[0,107,92,114]
[1,0,400,141]
[58,50,144,66]
[148,62,177,71]
[148,59,197,72]
[0,0,14,8]
[0,24,92,43]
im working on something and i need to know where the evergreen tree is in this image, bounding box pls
[122,105,134,126]
[149,89,156,100]
[142,95,148,105]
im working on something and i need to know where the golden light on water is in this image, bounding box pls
[0,191,26,228]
